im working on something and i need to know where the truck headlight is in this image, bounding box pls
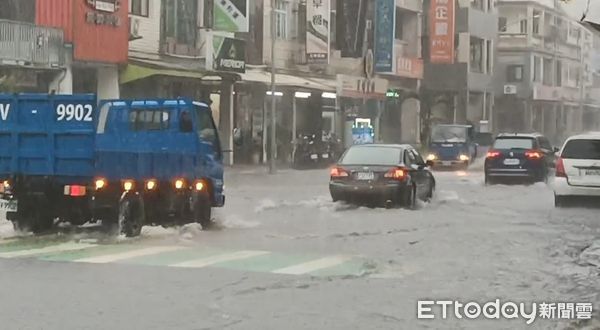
[426,154,437,161]
[459,154,470,161]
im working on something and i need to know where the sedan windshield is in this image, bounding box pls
[340,146,401,166]
[493,138,534,150]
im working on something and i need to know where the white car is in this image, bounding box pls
[554,132,600,207]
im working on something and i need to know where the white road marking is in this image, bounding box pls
[172,250,270,268]
[272,256,351,275]
[0,242,97,258]
[75,246,186,264]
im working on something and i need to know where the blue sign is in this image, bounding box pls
[374,0,395,73]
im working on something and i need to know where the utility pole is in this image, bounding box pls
[269,0,277,174]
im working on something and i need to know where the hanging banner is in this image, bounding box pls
[213,0,249,32]
[337,0,367,58]
[306,0,331,63]
[429,0,455,64]
[374,0,395,72]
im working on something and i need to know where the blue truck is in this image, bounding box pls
[426,124,478,170]
[0,94,225,237]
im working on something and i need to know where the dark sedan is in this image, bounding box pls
[329,144,436,208]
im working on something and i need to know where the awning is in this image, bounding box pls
[239,70,335,91]
[120,63,204,85]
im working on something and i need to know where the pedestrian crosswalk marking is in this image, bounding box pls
[0,242,97,258]
[172,250,271,268]
[74,246,187,264]
[0,240,382,278]
[272,256,352,275]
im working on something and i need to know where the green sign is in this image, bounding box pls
[213,0,249,32]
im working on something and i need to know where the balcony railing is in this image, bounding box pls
[0,19,64,68]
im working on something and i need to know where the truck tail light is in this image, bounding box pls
[330,167,349,178]
[95,178,107,190]
[384,168,406,180]
[194,180,206,191]
[174,179,186,190]
[123,180,135,192]
[146,180,157,191]
[64,185,86,197]
[556,157,567,178]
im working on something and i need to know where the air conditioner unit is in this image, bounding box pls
[130,17,141,38]
[504,85,517,95]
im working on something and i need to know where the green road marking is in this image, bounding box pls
[215,253,325,273]
[123,246,226,267]
[40,244,140,262]
[307,258,370,277]
[0,237,72,253]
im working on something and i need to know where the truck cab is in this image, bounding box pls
[426,124,478,170]
[91,99,225,236]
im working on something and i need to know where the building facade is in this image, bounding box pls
[496,0,592,143]
[422,0,498,133]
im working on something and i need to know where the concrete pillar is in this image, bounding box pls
[97,66,120,100]
[49,51,73,94]
[219,82,234,166]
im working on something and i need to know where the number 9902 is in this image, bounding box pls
[56,104,93,122]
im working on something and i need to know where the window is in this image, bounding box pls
[165,0,197,45]
[498,17,507,32]
[532,10,541,35]
[275,0,288,39]
[533,56,541,82]
[507,65,524,82]
[556,60,562,87]
[129,0,149,17]
[129,109,170,131]
[486,40,493,74]
[395,8,404,41]
[562,139,600,160]
[340,146,402,166]
[493,138,535,150]
[519,19,527,34]
[471,0,485,11]
[195,105,220,150]
[543,58,553,86]
[410,150,425,165]
[470,37,484,73]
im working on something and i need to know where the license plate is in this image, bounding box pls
[310,154,318,160]
[442,161,452,166]
[0,200,17,212]
[585,169,600,176]
[504,158,520,166]
[356,172,374,180]
[322,153,329,159]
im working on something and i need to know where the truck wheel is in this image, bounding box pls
[119,195,145,237]
[13,197,54,234]
[192,192,212,229]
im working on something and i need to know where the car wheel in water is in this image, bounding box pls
[485,175,494,185]
[119,195,145,237]
[192,192,213,229]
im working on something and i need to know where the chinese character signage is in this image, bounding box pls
[374,0,395,72]
[307,0,330,63]
[214,0,249,32]
[429,0,455,64]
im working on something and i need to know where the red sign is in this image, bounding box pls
[429,0,455,64]
[396,57,424,79]
[36,0,129,64]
